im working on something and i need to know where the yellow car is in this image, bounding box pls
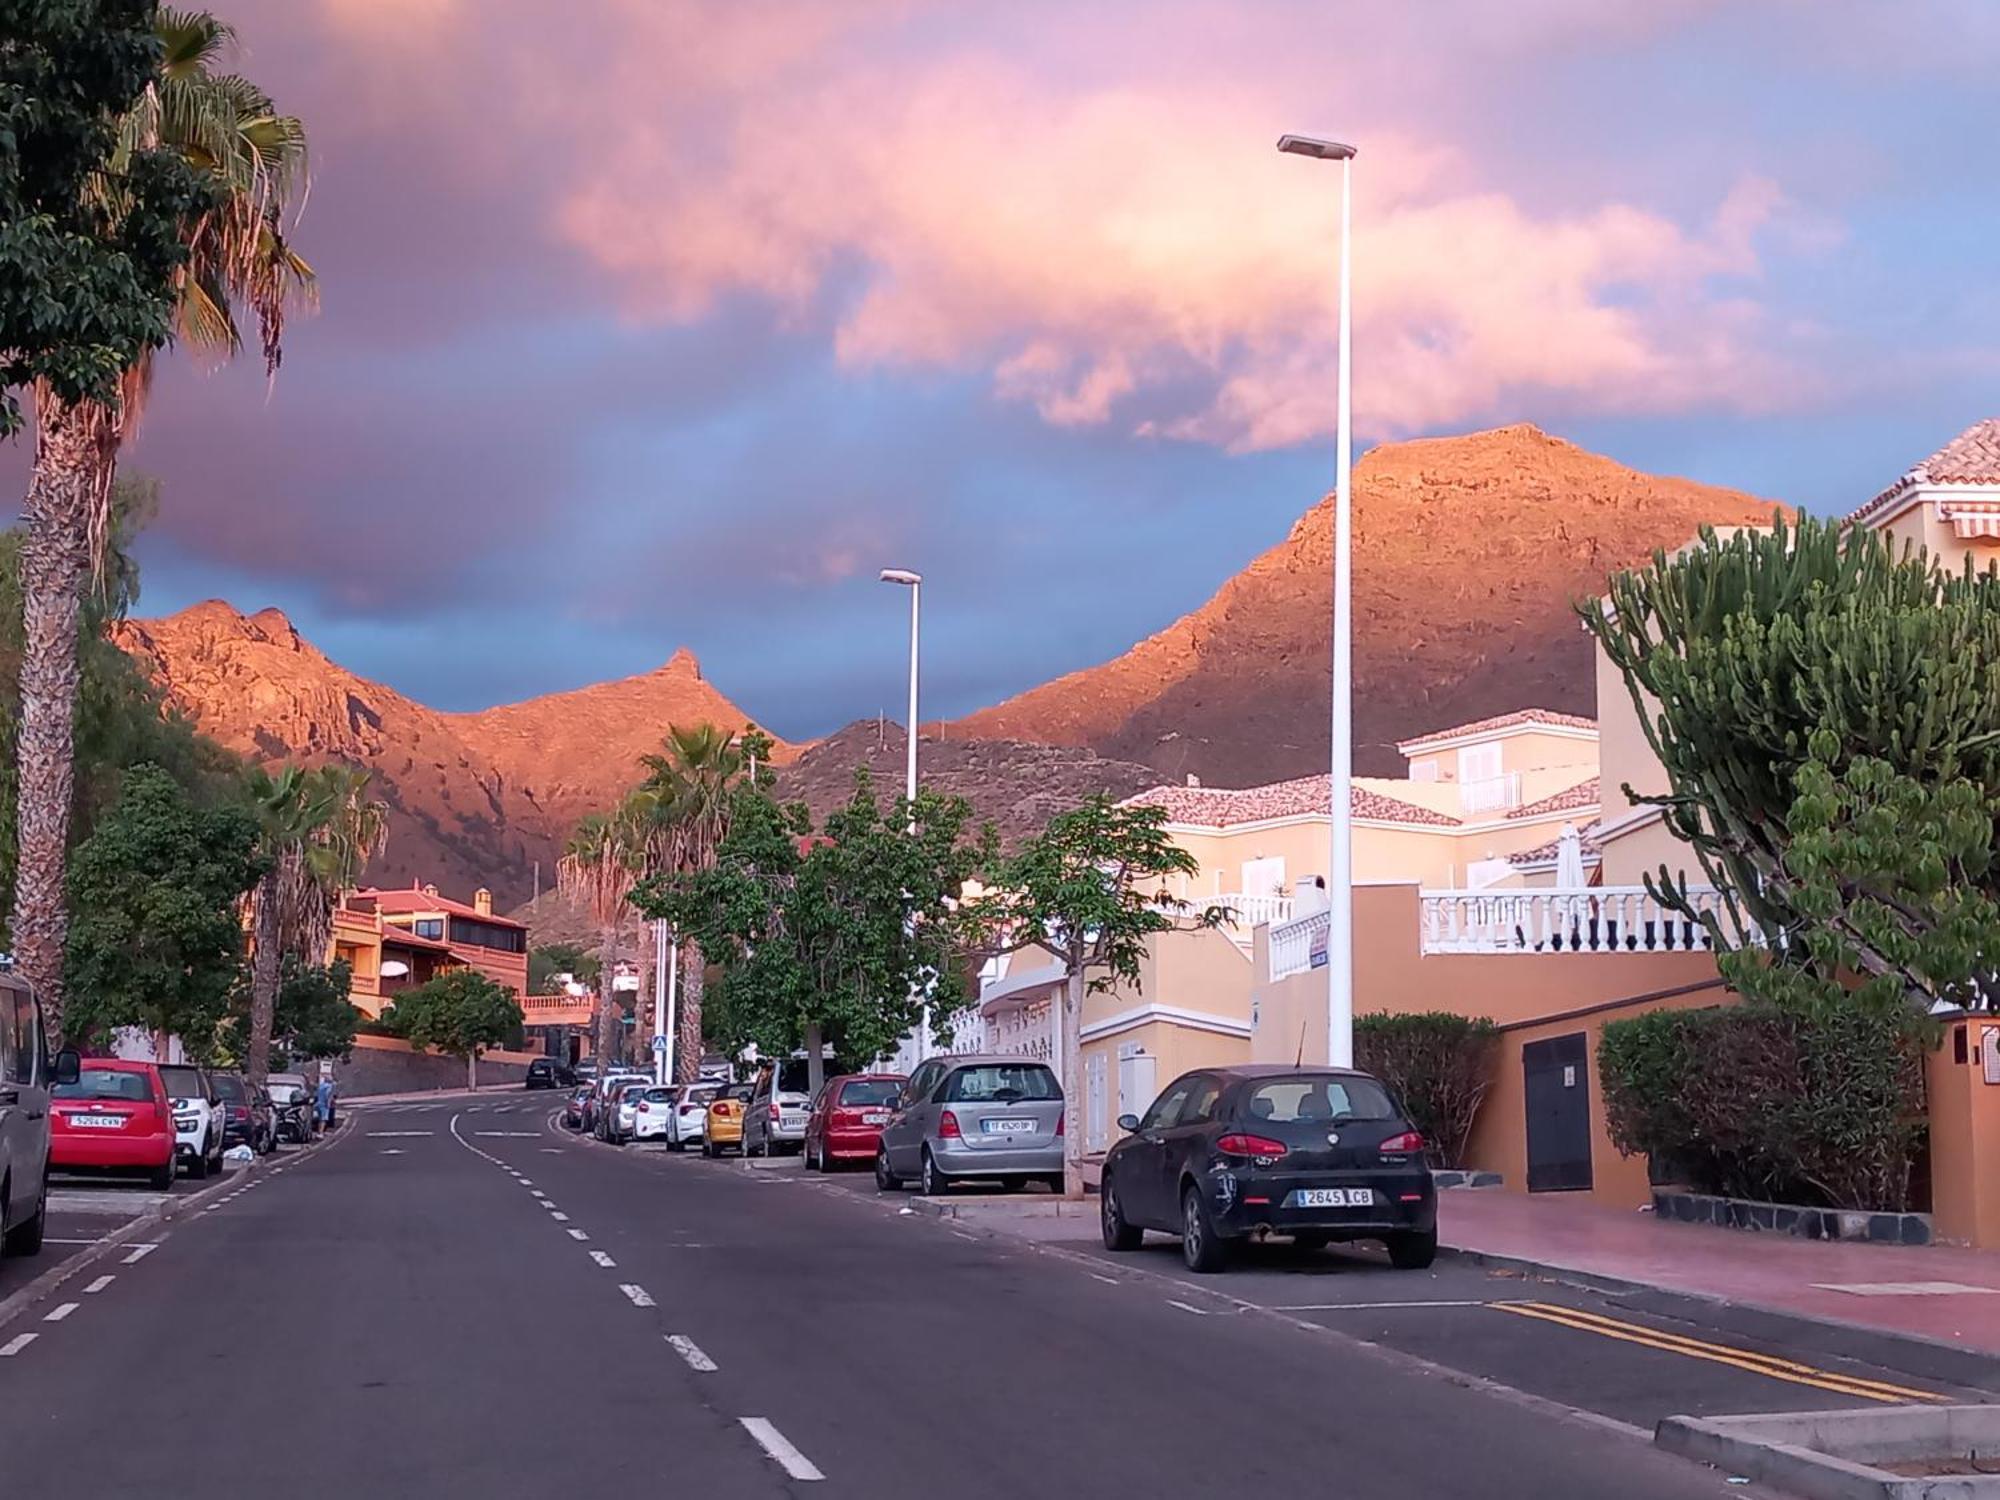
[702,1081,753,1157]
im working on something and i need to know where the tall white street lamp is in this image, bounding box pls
[880,567,927,1062]
[1278,132,1357,1069]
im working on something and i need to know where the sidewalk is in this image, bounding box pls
[1441,1190,2000,1356]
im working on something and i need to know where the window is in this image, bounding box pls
[1409,757,1439,782]
[1181,1076,1224,1125]
[1457,742,1502,784]
[448,916,526,953]
[0,986,34,1085]
[413,919,444,940]
[210,1075,248,1103]
[1139,1079,1193,1131]
[1242,1076,1396,1125]
[838,1079,901,1108]
[158,1065,206,1102]
[942,1063,1061,1103]
[55,1068,152,1102]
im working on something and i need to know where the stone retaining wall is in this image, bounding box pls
[1653,1188,1931,1246]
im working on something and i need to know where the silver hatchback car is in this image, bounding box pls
[875,1055,1064,1197]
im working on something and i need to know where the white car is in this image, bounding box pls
[629,1084,677,1142]
[667,1083,718,1151]
[594,1073,650,1143]
[0,975,75,1257]
[156,1063,227,1179]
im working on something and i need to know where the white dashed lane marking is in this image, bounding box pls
[740,1417,823,1481]
[589,1250,616,1268]
[83,1276,115,1294]
[121,1244,157,1265]
[43,1303,78,1323]
[619,1284,656,1308]
[668,1334,717,1372]
[550,1212,570,1222]
[1,1333,38,1357]
[567,1228,589,1241]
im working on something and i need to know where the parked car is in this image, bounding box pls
[804,1073,904,1172]
[156,1063,227,1179]
[1097,1064,1438,1274]
[629,1085,677,1142]
[562,1085,592,1130]
[525,1057,576,1091]
[876,1056,1064,1197]
[666,1082,718,1151]
[266,1073,316,1144]
[49,1058,176,1189]
[701,1082,754,1157]
[210,1072,276,1156]
[595,1075,650,1143]
[0,975,77,1257]
[742,1059,813,1158]
[609,1081,650,1144]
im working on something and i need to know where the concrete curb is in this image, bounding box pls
[0,1125,344,1335]
[1440,1244,2000,1393]
[907,1193,1093,1221]
[1657,1407,2000,1499]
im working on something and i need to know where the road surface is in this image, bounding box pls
[0,1095,1973,1497]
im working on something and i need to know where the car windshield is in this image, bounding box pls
[1242,1076,1396,1124]
[838,1079,900,1107]
[643,1087,673,1102]
[55,1067,151,1102]
[210,1075,248,1102]
[683,1087,718,1106]
[269,1083,304,1103]
[774,1059,813,1094]
[158,1066,203,1100]
[943,1064,1061,1103]
[719,1083,752,1102]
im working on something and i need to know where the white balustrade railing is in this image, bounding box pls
[1418,885,1731,955]
[1216,892,1294,930]
[1269,909,1330,980]
[1459,771,1524,814]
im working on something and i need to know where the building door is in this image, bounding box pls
[1523,1033,1593,1192]
[1117,1045,1156,1125]
[1086,1053,1108,1152]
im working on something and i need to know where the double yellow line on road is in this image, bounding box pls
[1492,1300,1945,1405]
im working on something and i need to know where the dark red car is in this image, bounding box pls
[49,1058,176,1189]
[803,1073,906,1173]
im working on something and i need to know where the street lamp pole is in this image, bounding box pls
[880,568,927,1062]
[1279,132,1357,1069]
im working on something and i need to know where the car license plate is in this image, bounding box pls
[862,1111,890,1125]
[982,1118,1035,1134]
[72,1114,124,1129]
[1294,1187,1372,1208]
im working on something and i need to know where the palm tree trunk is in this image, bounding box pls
[675,942,705,1084]
[247,878,283,1083]
[9,394,104,1046]
[595,924,620,1066]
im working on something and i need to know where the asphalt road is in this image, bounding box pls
[0,1093,1963,1497]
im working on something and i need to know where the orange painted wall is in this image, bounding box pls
[1926,1020,2000,1248]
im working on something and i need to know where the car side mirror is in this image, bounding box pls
[1117,1114,1140,1133]
[52,1048,80,1087]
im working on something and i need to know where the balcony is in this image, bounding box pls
[1459,771,1523,814]
[1419,886,1728,955]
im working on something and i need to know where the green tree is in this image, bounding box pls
[383,969,523,1090]
[2,0,209,1039]
[267,957,357,1066]
[630,723,764,1080]
[969,796,1217,1195]
[638,774,992,1100]
[1583,515,2000,1011]
[530,942,600,994]
[60,763,261,1054]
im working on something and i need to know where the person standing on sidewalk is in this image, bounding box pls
[314,1074,336,1133]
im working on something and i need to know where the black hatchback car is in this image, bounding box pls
[1098,1064,1436,1273]
[525,1058,577,1090]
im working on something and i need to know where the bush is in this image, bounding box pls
[1599,1004,1931,1212]
[1354,1012,1500,1169]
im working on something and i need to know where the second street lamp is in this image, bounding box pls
[1278,132,1357,1069]
[879,567,927,1062]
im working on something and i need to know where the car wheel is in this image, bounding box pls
[920,1150,951,1198]
[875,1148,901,1192]
[803,1141,820,1172]
[1043,1174,1066,1195]
[1,1175,46,1257]
[1181,1185,1228,1273]
[1386,1229,1438,1271]
[1100,1171,1142,1252]
[150,1161,175,1191]
[701,1140,715,1159]
[998,1177,1024,1192]
[188,1144,210,1180]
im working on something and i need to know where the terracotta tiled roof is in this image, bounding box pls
[1850,419,2000,525]
[358,885,527,929]
[1508,819,1602,867]
[380,926,455,954]
[1505,776,1601,821]
[1396,709,1597,751]
[1125,774,1461,828]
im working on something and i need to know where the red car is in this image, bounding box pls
[50,1058,176,1189]
[803,1073,906,1173]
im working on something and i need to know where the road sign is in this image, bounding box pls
[651,1035,669,1053]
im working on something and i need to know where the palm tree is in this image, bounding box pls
[558,810,642,1069]
[11,9,313,1038]
[240,764,384,1082]
[634,724,758,1082]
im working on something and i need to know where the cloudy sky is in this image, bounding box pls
[8,0,1996,738]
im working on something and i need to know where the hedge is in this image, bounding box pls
[1598,1004,1931,1212]
[1354,1012,1499,1169]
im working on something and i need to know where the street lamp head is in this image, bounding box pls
[879,568,922,586]
[1277,134,1356,161]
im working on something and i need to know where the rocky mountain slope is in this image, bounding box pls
[945,424,1777,784]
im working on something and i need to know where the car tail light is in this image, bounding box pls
[637,1102,650,1113]
[768,1103,781,1120]
[938,1109,962,1140]
[714,1102,731,1117]
[1055,1109,1064,1137]
[1216,1132,1288,1159]
[1378,1131,1426,1155]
